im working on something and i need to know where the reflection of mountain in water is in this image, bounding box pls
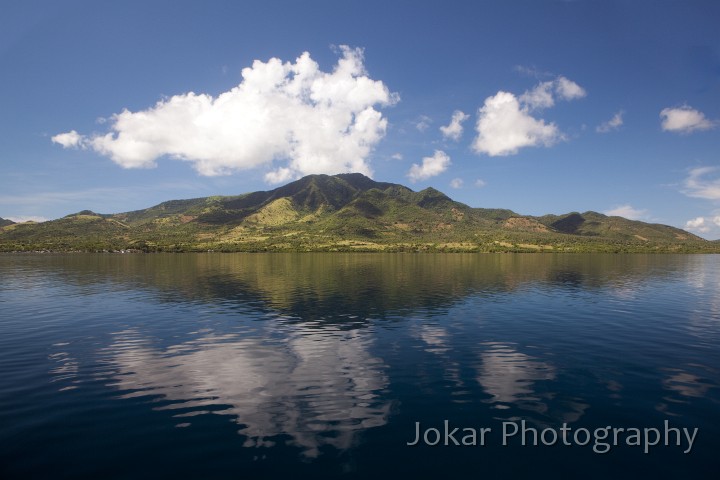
[10,253,692,322]
[101,325,390,458]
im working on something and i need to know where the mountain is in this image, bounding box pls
[536,211,698,243]
[0,217,15,227]
[0,173,715,253]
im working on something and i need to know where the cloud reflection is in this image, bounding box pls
[662,369,714,399]
[101,325,390,458]
[477,343,556,406]
[476,343,588,423]
[417,325,451,354]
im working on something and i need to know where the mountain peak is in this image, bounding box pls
[333,172,396,191]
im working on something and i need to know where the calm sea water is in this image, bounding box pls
[1,253,718,479]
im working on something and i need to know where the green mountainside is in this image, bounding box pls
[1,173,716,253]
[0,217,15,227]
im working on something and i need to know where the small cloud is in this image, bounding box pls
[519,81,555,110]
[519,76,586,111]
[513,65,552,79]
[6,215,48,223]
[684,215,720,238]
[596,110,624,133]
[475,179,487,188]
[439,110,469,141]
[391,153,403,160]
[604,204,647,220]
[415,115,432,132]
[51,130,85,149]
[407,150,451,182]
[264,167,295,184]
[682,167,720,200]
[450,178,463,189]
[472,75,584,157]
[555,76,586,101]
[660,105,716,133]
[472,91,562,156]
[685,217,709,233]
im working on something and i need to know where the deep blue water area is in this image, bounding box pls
[1,253,718,479]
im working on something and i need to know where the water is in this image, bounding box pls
[0,253,718,479]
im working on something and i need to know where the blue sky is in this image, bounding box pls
[2,0,719,238]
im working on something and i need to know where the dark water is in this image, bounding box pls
[1,253,719,479]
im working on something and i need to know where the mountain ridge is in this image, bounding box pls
[1,173,715,253]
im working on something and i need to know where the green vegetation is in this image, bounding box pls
[1,173,718,253]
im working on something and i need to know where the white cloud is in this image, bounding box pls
[391,153,403,160]
[519,76,586,110]
[685,217,709,233]
[53,46,398,181]
[596,111,624,133]
[513,65,552,78]
[51,130,84,149]
[5,215,49,223]
[684,215,720,237]
[604,204,647,220]
[439,110,469,141]
[660,106,715,133]
[682,167,720,200]
[472,91,562,156]
[519,81,555,110]
[264,167,294,184]
[472,75,584,157]
[475,179,487,188]
[449,178,463,188]
[407,150,451,182]
[555,76,586,101]
[415,115,432,132]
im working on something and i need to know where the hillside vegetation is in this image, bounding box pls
[1,173,716,253]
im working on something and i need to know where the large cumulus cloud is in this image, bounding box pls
[52,47,398,183]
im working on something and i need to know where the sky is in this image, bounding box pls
[1,0,719,238]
